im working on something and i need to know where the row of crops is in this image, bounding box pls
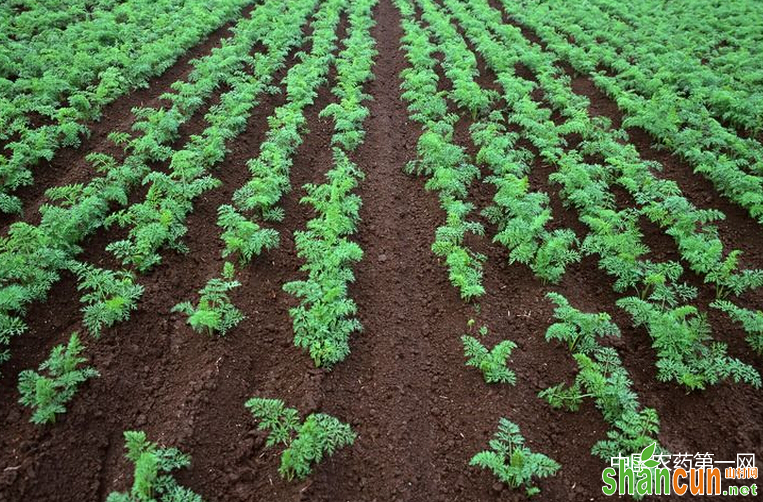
[1,0,761,499]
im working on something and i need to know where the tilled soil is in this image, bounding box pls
[1,1,761,501]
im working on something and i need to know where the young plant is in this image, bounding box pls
[172,262,244,336]
[18,333,99,424]
[540,347,664,461]
[245,397,356,481]
[461,334,517,385]
[704,250,763,299]
[618,297,761,390]
[71,262,144,337]
[106,430,202,502]
[217,204,279,265]
[470,418,560,496]
[711,300,763,355]
[545,292,620,354]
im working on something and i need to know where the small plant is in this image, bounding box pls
[18,333,99,424]
[540,347,663,461]
[217,204,279,265]
[245,397,356,481]
[705,250,763,299]
[470,418,560,496]
[71,262,144,337]
[711,300,763,355]
[545,292,620,354]
[106,430,203,502]
[461,334,517,384]
[172,262,244,336]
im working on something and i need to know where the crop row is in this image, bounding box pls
[0,0,312,368]
[284,0,378,368]
[443,0,760,390]
[588,0,763,96]
[176,0,347,339]
[396,0,486,301]
[0,0,254,214]
[497,0,763,225]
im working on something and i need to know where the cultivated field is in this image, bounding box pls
[1,0,762,500]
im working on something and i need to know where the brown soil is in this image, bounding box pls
[1,1,761,502]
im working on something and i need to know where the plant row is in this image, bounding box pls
[484,0,763,347]
[0,0,255,214]
[0,0,305,371]
[284,0,378,368]
[506,0,763,133]
[541,293,665,463]
[175,0,347,339]
[588,0,763,99]
[401,1,562,496]
[395,0,486,301]
[497,0,763,225]
[444,0,760,390]
[418,0,580,285]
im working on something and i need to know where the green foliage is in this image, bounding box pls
[618,297,761,390]
[711,300,763,355]
[470,418,559,496]
[172,262,243,336]
[531,229,580,284]
[18,333,98,424]
[217,204,279,265]
[284,150,364,368]
[704,250,763,299]
[461,334,517,384]
[245,397,356,481]
[396,4,485,301]
[592,409,662,462]
[105,153,222,272]
[232,0,344,221]
[431,198,486,300]
[539,293,666,464]
[540,347,663,461]
[106,430,202,502]
[446,0,761,398]
[0,0,316,372]
[71,262,144,337]
[545,292,620,354]
[0,0,254,213]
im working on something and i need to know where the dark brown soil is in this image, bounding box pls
[1,1,762,502]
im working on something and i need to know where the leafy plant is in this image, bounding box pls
[704,250,763,299]
[538,293,666,465]
[18,332,99,424]
[106,430,202,502]
[711,300,763,354]
[0,0,316,371]
[397,7,486,301]
[245,397,356,481]
[540,347,663,461]
[172,262,244,336]
[217,204,279,265]
[545,292,620,354]
[618,297,761,390]
[461,334,517,384]
[470,418,560,496]
[431,198,486,300]
[71,262,144,337]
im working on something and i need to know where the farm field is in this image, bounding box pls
[0,0,762,500]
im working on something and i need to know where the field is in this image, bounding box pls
[1,0,762,500]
